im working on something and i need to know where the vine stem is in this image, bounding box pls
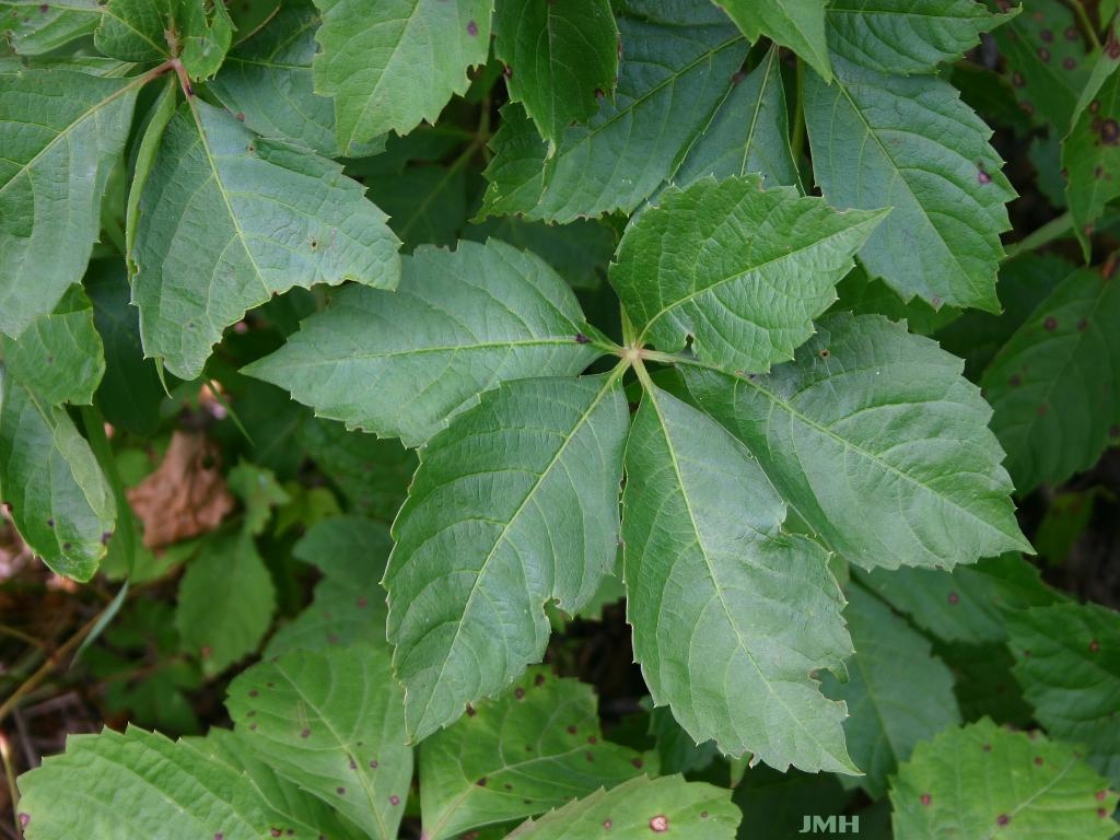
[1003,210,1074,259]
[0,607,108,725]
[1069,0,1102,51]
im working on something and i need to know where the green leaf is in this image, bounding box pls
[856,553,1058,645]
[1007,602,1120,786]
[479,16,746,222]
[365,164,469,250]
[296,418,416,521]
[0,68,138,338]
[132,99,400,380]
[821,586,960,798]
[95,0,232,80]
[464,216,617,290]
[492,0,618,142]
[1063,49,1120,259]
[610,175,885,373]
[265,515,392,656]
[804,55,1014,312]
[990,0,1091,133]
[386,374,629,741]
[312,0,492,155]
[831,264,960,336]
[419,667,646,840]
[0,377,115,581]
[228,462,289,536]
[210,0,374,156]
[673,45,799,190]
[719,0,832,82]
[0,0,102,55]
[86,260,165,436]
[505,775,741,839]
[826,0,1015,75]
[890,718,1119,840]
[622,383,854,772]
[227,644,413,840]
[245,240,601,448]
[195,728,368,840]
[684,314,1030,570]
[980,266,1120,492]
[175,531,276,676]
[1,286,104,406]
[17,726,278,839]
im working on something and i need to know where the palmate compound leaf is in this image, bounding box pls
[209,0,381,157]
[0,0,102,55]
[95,0,233,81]
[980,266,1120,494]
[17,726,278,839]
[479,14,747,223]
[717,0,832,82]
[0,376,115,581]
[505,774,740,839]
[244,240,602,448]
[1006,602,1120,786]
[819,586,960,798]
[418,667,647,840]
[825,0,1015,76]
[623,383,855,773]
[385,374,630,742]
[684,314,1030,571]
[312,0,492,155]
[132,99,400,381]
[492,0,619,143]
[0,68,139,338]
[889,718,1119,840]
[804,53,1014,312]
[227,645,413,840]
[610,175,886,374]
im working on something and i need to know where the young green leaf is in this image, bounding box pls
[227,644,413,840]
[265,515,393,656]
[0,68,138,338]
[804,55,1014,312]
[623,383,855,772]
[673,45,799,190]
[826,0,1015,76]
[175,531,277,676]
[719,0,832,82]
[856,553,1059,645]
[492,0,618,142]
[195,728,369,840]
[980,266,1120,493]
[1007,602,1120,786]
[244,241,601,448]
[312,0,492,154]
[17,727,278,839]
[0,0,102,55]
[684,314,1030,570]
[610,176,885,373]
[0,378,115,581]
[419,667,646,840]
[890,718,1119,839]
[1,287,104,406]
[386,374,629,741]
[131,99,400,380]
[820,586,960,798]
[209,0,372,156]
[95,0,232,80]
[505,775,741,839]
[480,16,746,222]
[1063,48,1120,259]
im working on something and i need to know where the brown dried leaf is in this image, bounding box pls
[127,432,234,549]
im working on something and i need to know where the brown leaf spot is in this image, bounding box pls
[126,431,234,549]
[921,794,932,806]
[467,20,478,36]
[1100,119,1120,145]
[948,592,960,605]
[1044,316,1058,330]
[300,728,311,739]
[650,815,669,832]
[1090,639,1101,653]
[1064,57,1077,69]
[514,687,525,699]
[997,814,1010,826]
[1010,374,1022,387]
